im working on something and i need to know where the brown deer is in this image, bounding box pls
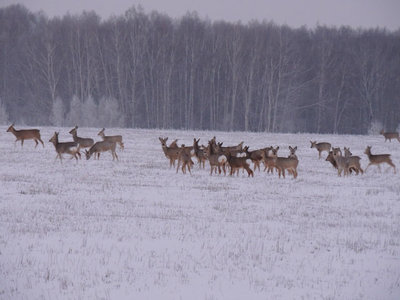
[343,147,364,175]
[262,146,278,173]
[159,137,181,168]
[69,126,94,155]
[193,138,207,168]
[271,147,299,179]
[49,132,80,162]
[219,141,244,157]
[331,147,349,177]
[226,151,253,177]
[169,139,179,148]
[244,147,267,172]
[325,151,338,169]
[85,141,118,161]
[380,130,400,142]
[364,146,396,174]
[176,144,194,174]
[310,141,331,159]
[6,123,44,148]
[98,128,124,150]
[205,140,227,175]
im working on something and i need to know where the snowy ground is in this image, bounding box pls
[0,126,399,300]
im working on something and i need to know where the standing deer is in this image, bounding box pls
[48,132,80,162]
[176,144,194,174]
[364,146,396,174]
[331,147,349,177]
[244,147,267,172]
[98,128,124,150]
[85,141,118,161]
[343,147,364,175]
[205,140,227,176]
[6,123,44,148]
[159,137,181,168]
[262,146,278,173]
[271,147,299,179]
[193,138,207,168]
[310,141,331,159]
[69,126,94,155]
[226,151,254,177]
[380,130,400,142]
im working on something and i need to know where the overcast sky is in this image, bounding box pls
[1,0,399,30]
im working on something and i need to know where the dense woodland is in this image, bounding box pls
[0,4,399,133]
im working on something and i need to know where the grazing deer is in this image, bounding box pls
[48,132,80,162]
[193,138,207,168]
[176,144,194,174]
[270,147,299,179]
[262,146,278,173]
[364,146,396,174]
[205,140,227,175]
[159,137,181,168]
[69,126,94,155]
[310,141,331,159]
[343,147,364,175]
[85,141,118,161]
[226,151,253,177]
[6,123,44,148]
[98,128,124,150]
[380,130,400,142]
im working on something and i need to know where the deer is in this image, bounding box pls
[205,140,227,176]
[343,147,364,175]
[85,141,118,161]
[176,144,194,174]
[380,130,400,142]
[244,147,268,172]
[98,128,124,150]
[168,139,179,148]
[48,132,80,162]
[193,138,207,168]
[6,123,44,148]
[226,150,254,177]
[69,126,94,155]
[159,137,181,168]
[218,141,244,157]
[262,146,278,173]
[331,147,350,177]
[310,141,331,159]
[270,147,299,179]
[364,146,396,174]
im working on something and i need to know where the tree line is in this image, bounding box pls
[0,4,399,133]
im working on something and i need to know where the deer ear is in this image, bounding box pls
[294,146,297,150]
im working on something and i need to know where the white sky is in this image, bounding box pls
[1,0,400,30]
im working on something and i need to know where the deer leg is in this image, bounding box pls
[34,139,38,148]
[378,164,382,173]
[39,138,44,147]
[21,139,24,147]
[387,161,396,173]
[365,163,371,173]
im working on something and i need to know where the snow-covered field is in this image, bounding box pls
[0,126,399,300]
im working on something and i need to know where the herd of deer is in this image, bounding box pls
[5,124,398,176]
[160,130,398,178]
[6,124,124,162]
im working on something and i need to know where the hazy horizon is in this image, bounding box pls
[1,0,400,30]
